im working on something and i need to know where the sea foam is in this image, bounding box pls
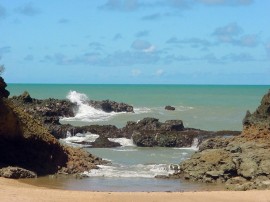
[60,132,99,147]
[84,163,174,178]
[61,91,121,122]
[108,138,135,147]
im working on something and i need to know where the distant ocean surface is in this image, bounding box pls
[9,84,270,191]
[8,84,270,131]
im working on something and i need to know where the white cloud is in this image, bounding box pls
[131,69,141,76]
[155,69,164,76]
[143,45,156,53]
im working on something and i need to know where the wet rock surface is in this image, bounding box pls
[0,77,105,177]
[8,91,241,148]
[89,100,134,113]
[169,89,270,190]
[165,105,175,111]
[0,166,37,179]
[125,118,239,147]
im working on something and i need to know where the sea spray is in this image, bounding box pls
[60,132,99,147]
[62,91,121,122]
[190,138,199,150]
[83,164,174,178]
[108,138,135,147]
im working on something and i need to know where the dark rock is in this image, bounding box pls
[19,91,33,103]
[160,120,184,131]
[0,77,10,98]
[0,91,103,175]
[132,131,157,147]
[0,166,37,179]
[91,136,121,148]
[165,105,175,111]
[89,99,134,113]
[128,118,239,148]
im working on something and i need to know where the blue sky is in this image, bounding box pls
[0,0,269,84]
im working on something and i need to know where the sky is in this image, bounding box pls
[0,0,269,84]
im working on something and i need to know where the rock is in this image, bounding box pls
[259,160,270,175]
[0,77,10,98]
[167,89,270,190]
[128,118,239,148]
[0,80,103,175]
[242,89,270,140]
[198,137,231,151]
[238,158,258,179]
[0,166,37,179]
[91,136,121,148]
[165,105,175,111]
[19,91,33,103]
[132,131,157,147]
[89,100,134,113]
[160,120,184,131]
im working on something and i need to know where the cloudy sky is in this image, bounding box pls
[0,0,269,84]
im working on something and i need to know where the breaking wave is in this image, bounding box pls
[61,91,122,122]
[59,132,99,147]
[84,164,174,178]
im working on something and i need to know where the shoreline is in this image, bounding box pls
[1,177,270,202]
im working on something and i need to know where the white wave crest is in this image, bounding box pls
[190,138,199,150]
[84,164,174,178]
[173,138,199,151]
[62,91,122,122]
[108,138,135,147]
[60,132,99,146]
[134,107,152,114]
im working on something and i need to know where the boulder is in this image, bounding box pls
[91,136,121,148]
[0,166,37,179]
[165,105,175,111]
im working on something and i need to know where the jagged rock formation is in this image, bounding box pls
[9,91,240,148]
[170,89,270,190]
[0,77,9,98]
[89,100,134,113]
[0,77,104,177]
[242,90,270,140]
[124,118,239,147]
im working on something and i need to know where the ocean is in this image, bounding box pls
[8,84,270,191]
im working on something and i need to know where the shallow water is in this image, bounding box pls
[20,175,225,192]
[9,84,269,191]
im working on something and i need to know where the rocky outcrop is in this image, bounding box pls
[0,77,104,176]
[0,166,37,179]
[242,89,270,140]
[8,92,240,148]
[123,118,239,147]
[10,92,134,125]
[89,100,134,113]
[0,77,9,98]
[170,89,270,190]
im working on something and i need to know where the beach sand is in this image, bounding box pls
[1,177,270,202]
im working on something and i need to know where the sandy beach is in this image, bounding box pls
[1,177,270,202]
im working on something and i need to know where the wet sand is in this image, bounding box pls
[1,177,270,202]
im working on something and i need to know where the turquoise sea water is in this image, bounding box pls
[8,84,270,130]
[9,84,270,191]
